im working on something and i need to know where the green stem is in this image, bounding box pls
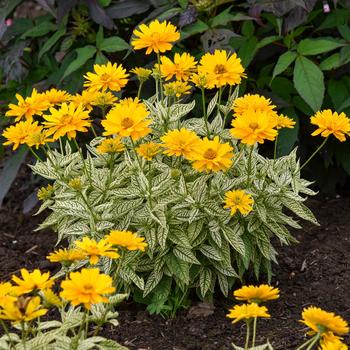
[21,322,27,349]
[28,146,42,162]
[73,139,91,186]
[202,88,210,138]
[305,334,320,350]
[130,139,142,168]
[295,335,319,350]
[246,146,254,185]
[73,309,87,350]
[79,191,97,231]
[157,52,164,102]
[251,317,257,348]
[274,134,279,160]
[85,310,90,337]
[0,320,14,349]
[245,320,251,350]
[91,124,98,138]
[59,137,64,154]
[218,86,222,108]
[300,137,329,170]
[137,82,144,99]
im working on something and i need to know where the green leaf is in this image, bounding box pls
[272,51,297,80]
[297,38,345,56]
[293,56,324,112]
[256,35,280,49]
[21,20,55,38]
[96,25,104,48]
[98,36,130,52]
[221,225,245,255]
[0,146,28,207]
[199,268,212,298]
[38,26,66,60]
[199,245,222,261]
[238,36,258,67]
[165,253,189,284]
[61,45,96,81]
[181,20,209,40]
[173,246,200,264]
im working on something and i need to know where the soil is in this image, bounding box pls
[0,163,349,349]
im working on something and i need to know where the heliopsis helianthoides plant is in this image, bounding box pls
[227,284,279,349]
[7,18,349,315]
[0,267,128,349]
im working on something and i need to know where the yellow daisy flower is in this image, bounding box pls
[42,88,71,106]
[319,333,348,350]
[0,296,47,324]
[96,137,125,154]
[191,136,234,173]
[5,89,50,121]
[91,91,118,107]
[70,90,95,111]
[24,125,52,149]
[230,110,278,145]
[0,282,16,307]
[190,71,212,89]
[227,303,270,324]
[160,128,201,160]
[3,120,42,150]
[310,110,350,142]
[42,102,91,140]
[164,81,191,98]
[105,230,148,251]
[47,248,87,263]
[132,19,180,55]
[233,284,280,303]
[84,62,129,92]
[74,237,120,265]
[224,190,254,216]
[130,67,153,82]
[12,269,54,295]
[102,97,151,141]
[276,114,296,129]
[301,306,349,336]
[160,52,197,81]
[136,142,161,160]
[198,50,245,89]
[60,268,115,309]
[233,93,277,118]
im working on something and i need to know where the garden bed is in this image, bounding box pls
[0,164,349,349]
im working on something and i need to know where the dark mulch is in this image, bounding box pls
[1,164,349,349]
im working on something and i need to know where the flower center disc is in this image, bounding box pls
[204,148,217,160]
[214,64,227,74]
[249,122,259,130]
[121,117,134,128]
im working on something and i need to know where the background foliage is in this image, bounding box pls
[2,0,350,205]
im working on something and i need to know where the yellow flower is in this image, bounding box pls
[43,88,71,106]
[310,110,350,142]
[132,19,180,55]
[301,306,349,336]
[3,120,42,150]
[37,184,54,201]
[224,190,254,216]
[164,81,191,98]
[47,248,87,263]
[227,303,270,324]
[233,284,279,303]
[12,269,54,296]
[0,282,16,307]
[41,289,62,307]
[233,94,277,117]
[68,177,82,190]
[105,230,148,251]
[91,91,118,107]
[71,90,95,111]
[191,136,234,173]
[24,125,52,149]
[84,62,129,92]
[319,333,348,350]
[60,268,115,309]
[160,53,197,81]
[0,296,47,324]
[42,102,91,140]
[230,110,278,145]
[190,71,212,89]
[75,237,120,265]
[161,128,201,159]
[276,114,296,129]
[136,142,161,160]
[5,89,50,121]
[96,137,125,154]
[102,98,151,141]
[198,50,245,89]
[130,67,153,82]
